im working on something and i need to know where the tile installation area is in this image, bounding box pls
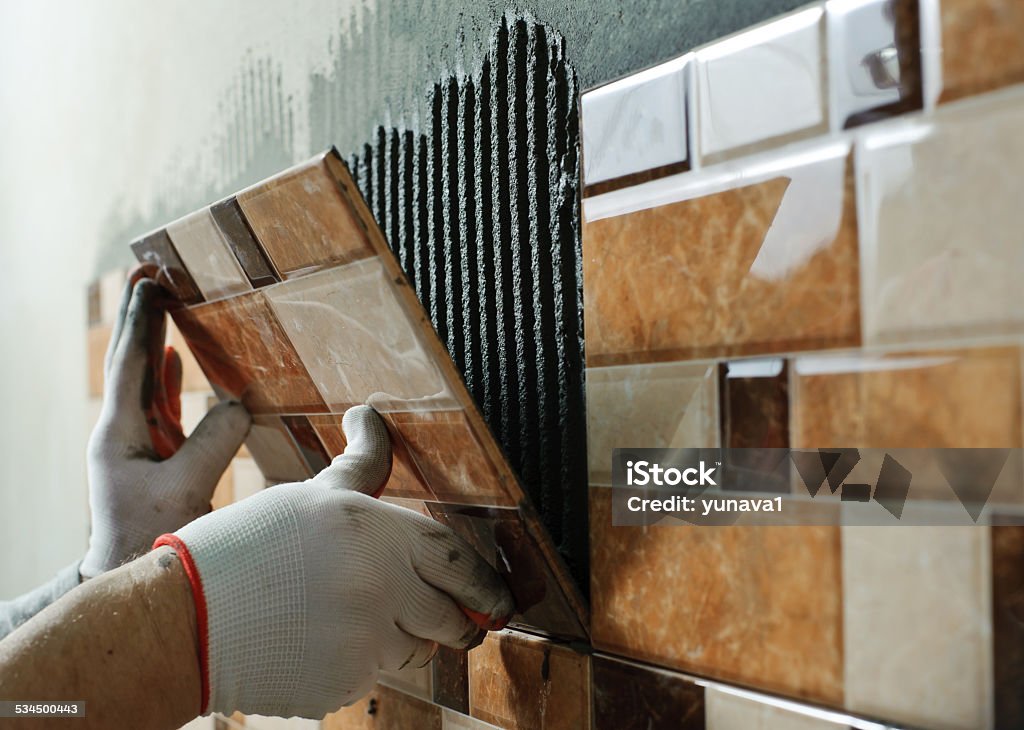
[63,0,1024,728]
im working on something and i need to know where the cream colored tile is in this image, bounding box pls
[706,686,847,729]
[586,362,718,485]
[180,391,213,436]
[232,456,268,500]
[167,208,251,301]
[843,526,992,728]
[857,87,1024,345]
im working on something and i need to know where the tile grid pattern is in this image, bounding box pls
[581,0,1024,729]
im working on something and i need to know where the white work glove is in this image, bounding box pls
[82,274,251,579]
[154,406,515,719]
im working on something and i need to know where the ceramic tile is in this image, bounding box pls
[581,55,690,187]
[378,659,432,702]
[705,686,846,730]
[245,416,312,485]
[231,456,266,500]
[590,488,843,704]
[585,362,718,486]
[171,291,326,414]
[265,259,458,413]
[857,90,1024,344]
[695,8,827,161]
[88,325,111,397]
[210,197,280,288]
[180,392,211,436]
[323,684,442,730]
[441,710,501,730]
[130,228,204,305]
[827,0,921,129]
[842,526,991,728]
[166,319,210,393]
[166,208,252,301]
[591,655,704,730]
[238,155,374,279]
[993,525,1024,728]
[388,411,513,506]
[468,630,590,730]
[426,504,588,640]
[939,0,1024,102]
[281,415,331,474]
[583,145,859,365]
[432,645,469,714]
[308,414,433,501]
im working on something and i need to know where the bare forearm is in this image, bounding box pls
[0,547,201,729]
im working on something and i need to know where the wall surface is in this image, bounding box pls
[0,0,802,595]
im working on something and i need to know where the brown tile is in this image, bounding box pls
[589,488,843,704]
[427,504,588,640]
[88,325,111,397]
[281,415,331,473]
[210,197,280,288]
[433,645,469,714]
[130,228,204,305]
[468,630,590,730]
[939,0,1024,103]
[238,155,374,278]
[166,208,252,301]
[309,414,433,500]
[583,149,859,365]
[993,525,1024,728]
[171,291,326,414]
[389,411,514,506]
[592,655,704,730]
[323,683,442,730]
[246,416,312,484]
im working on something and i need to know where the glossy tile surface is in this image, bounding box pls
[281,415,331,473]
[468,630,590,730]
[993,525,1024,728]
[130,229,204,305]
[842,526,991,728]
[939,0,1024,102]
[378,659,432,701]
[238,157,374,278]
[705,686,841,729]
[323,683,442,730]
[581,55,690,186]
[586,362,718,485]
[590,489,843,704]
[389,411,513,506]
[246,416,312,484]
[827,0,921,128]
[432,646,469,714]
[210,197,280,287]
[592,655,704,730]
[167,209,251,301]
[857,90,1024,344]
[720,358,789,449]
[695,8,826,160]
[427,504,587,640]
[583,146,859,365]
[265,259,458,413]
[172,292,325,414]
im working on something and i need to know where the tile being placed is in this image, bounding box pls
[826,0,922,128]
[993,525,1024,728]
[843,526,992,728]
[171,291,326,414]
[695,7,827,161]
[130,228,204,305]
[166,319,210,393]
[238,154,374,279]
[468,630,590,730]
[585,361,718,486]
[323,684,442,730]
[210,197,280,288]
[265,259,459,413]
[938,0,1024,103]
[857,89,1024,344]
[591,655,704,730]
[166,208,252,301]
[583,143,859,365]
[246,416,312,485]
[589,488,843,704]
[581,55,690,188]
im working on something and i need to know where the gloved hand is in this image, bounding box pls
[154,406,516,719]
[81,274,251,579]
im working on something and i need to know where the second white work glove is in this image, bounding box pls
[155,406,515,719]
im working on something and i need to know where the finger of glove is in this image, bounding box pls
[378,624,439,672]
[396,579,485,650]
[315,405,392,496]
[167,401,251,500]
[407,512,516,627]
[104,275,136,375]
[106,278,163,445]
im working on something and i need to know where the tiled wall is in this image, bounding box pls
[85,1,1024,728]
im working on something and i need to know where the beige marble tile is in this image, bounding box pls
[857,88,1024,345]
[585,361,718,485]
[706,686,846,729]
[265,258,458,413]
[843,526,992,728]
[323,684,441,730]
[939,0,1024,103]
[166,208,251,301]
[245,416,311,485]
